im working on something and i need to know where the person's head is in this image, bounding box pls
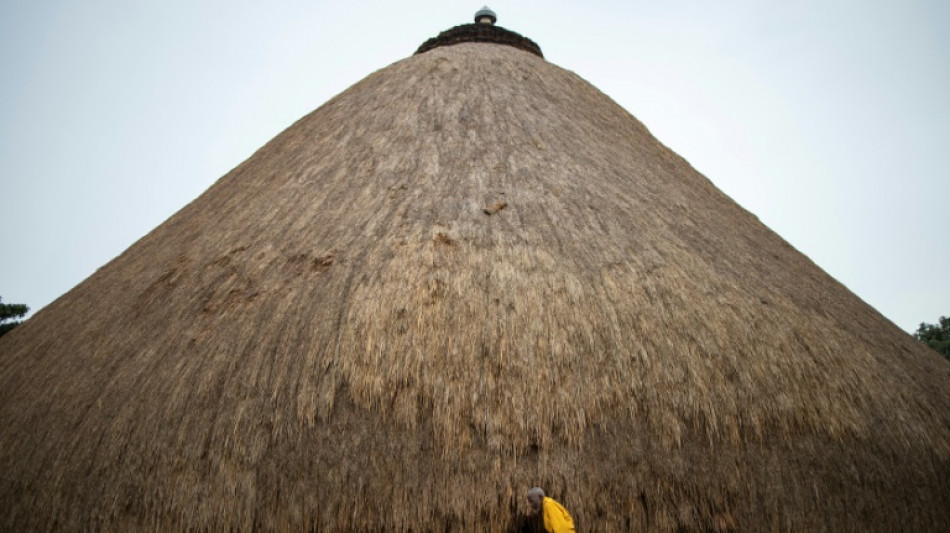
[527,487,545,513]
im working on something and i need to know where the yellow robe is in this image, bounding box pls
[542,496,576,533]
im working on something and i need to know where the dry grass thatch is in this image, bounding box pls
[1,41,949,532]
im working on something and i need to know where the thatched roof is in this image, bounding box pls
[415,23,543,57]
[2,30,949,532]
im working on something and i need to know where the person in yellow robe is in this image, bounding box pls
[527,487,576,532]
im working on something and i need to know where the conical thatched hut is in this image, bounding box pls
[1,16,948,533]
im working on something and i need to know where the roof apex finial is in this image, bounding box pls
[474,6,497,25]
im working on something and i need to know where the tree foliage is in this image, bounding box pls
[913,316,950,360]
[0,296,29,338]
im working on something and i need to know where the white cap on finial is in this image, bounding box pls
[474,6,497,25]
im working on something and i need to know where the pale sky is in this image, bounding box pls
[1,1,948,333]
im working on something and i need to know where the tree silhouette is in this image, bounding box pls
[0,296,29,338]
[914,316,950,359]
